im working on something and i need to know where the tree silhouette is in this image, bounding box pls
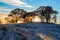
[9,8,26,23]
[35,6,58,23]
[23,12,36,22]
[45,6,53,22]
[36,6,46,22]
[7,6,58,23]
[52,10,58,23]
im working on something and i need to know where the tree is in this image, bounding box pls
[52,10,58,23]
[35,6,58,23]
[45,6,53,22]
[9,8,26,23]
[23,12,35,22]
[36,6,46,22]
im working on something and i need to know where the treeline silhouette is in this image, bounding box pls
[5,6,58,24]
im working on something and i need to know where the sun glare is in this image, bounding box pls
[17,21,24,23]
[32,16,41,22]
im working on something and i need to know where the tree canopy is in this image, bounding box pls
[7,6,58,23]
[35,6,58,23]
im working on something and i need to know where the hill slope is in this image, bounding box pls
[0,23,60,40]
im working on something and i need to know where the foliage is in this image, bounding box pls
[8,8,26,23]
[6,6,58,24]
[35,6,58,23]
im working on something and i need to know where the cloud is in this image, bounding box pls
[0,0,33,8]
[0,7,11,11]
[0,7,12,14]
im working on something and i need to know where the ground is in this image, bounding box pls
[0,22,60,40]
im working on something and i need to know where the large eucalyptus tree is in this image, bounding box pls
[35,6,58,23]
[8,8,26,23]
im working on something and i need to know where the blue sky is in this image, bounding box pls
[0,0,60,22]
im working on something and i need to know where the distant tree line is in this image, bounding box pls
[5,6,58,23]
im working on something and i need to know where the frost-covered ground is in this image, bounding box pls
[0,23,60,40]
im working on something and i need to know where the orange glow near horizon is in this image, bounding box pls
[32,16,41,22]
[17,21,24,23]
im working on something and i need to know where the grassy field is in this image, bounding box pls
[0,23,60,40]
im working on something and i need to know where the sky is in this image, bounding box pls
[0,0,60,23]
